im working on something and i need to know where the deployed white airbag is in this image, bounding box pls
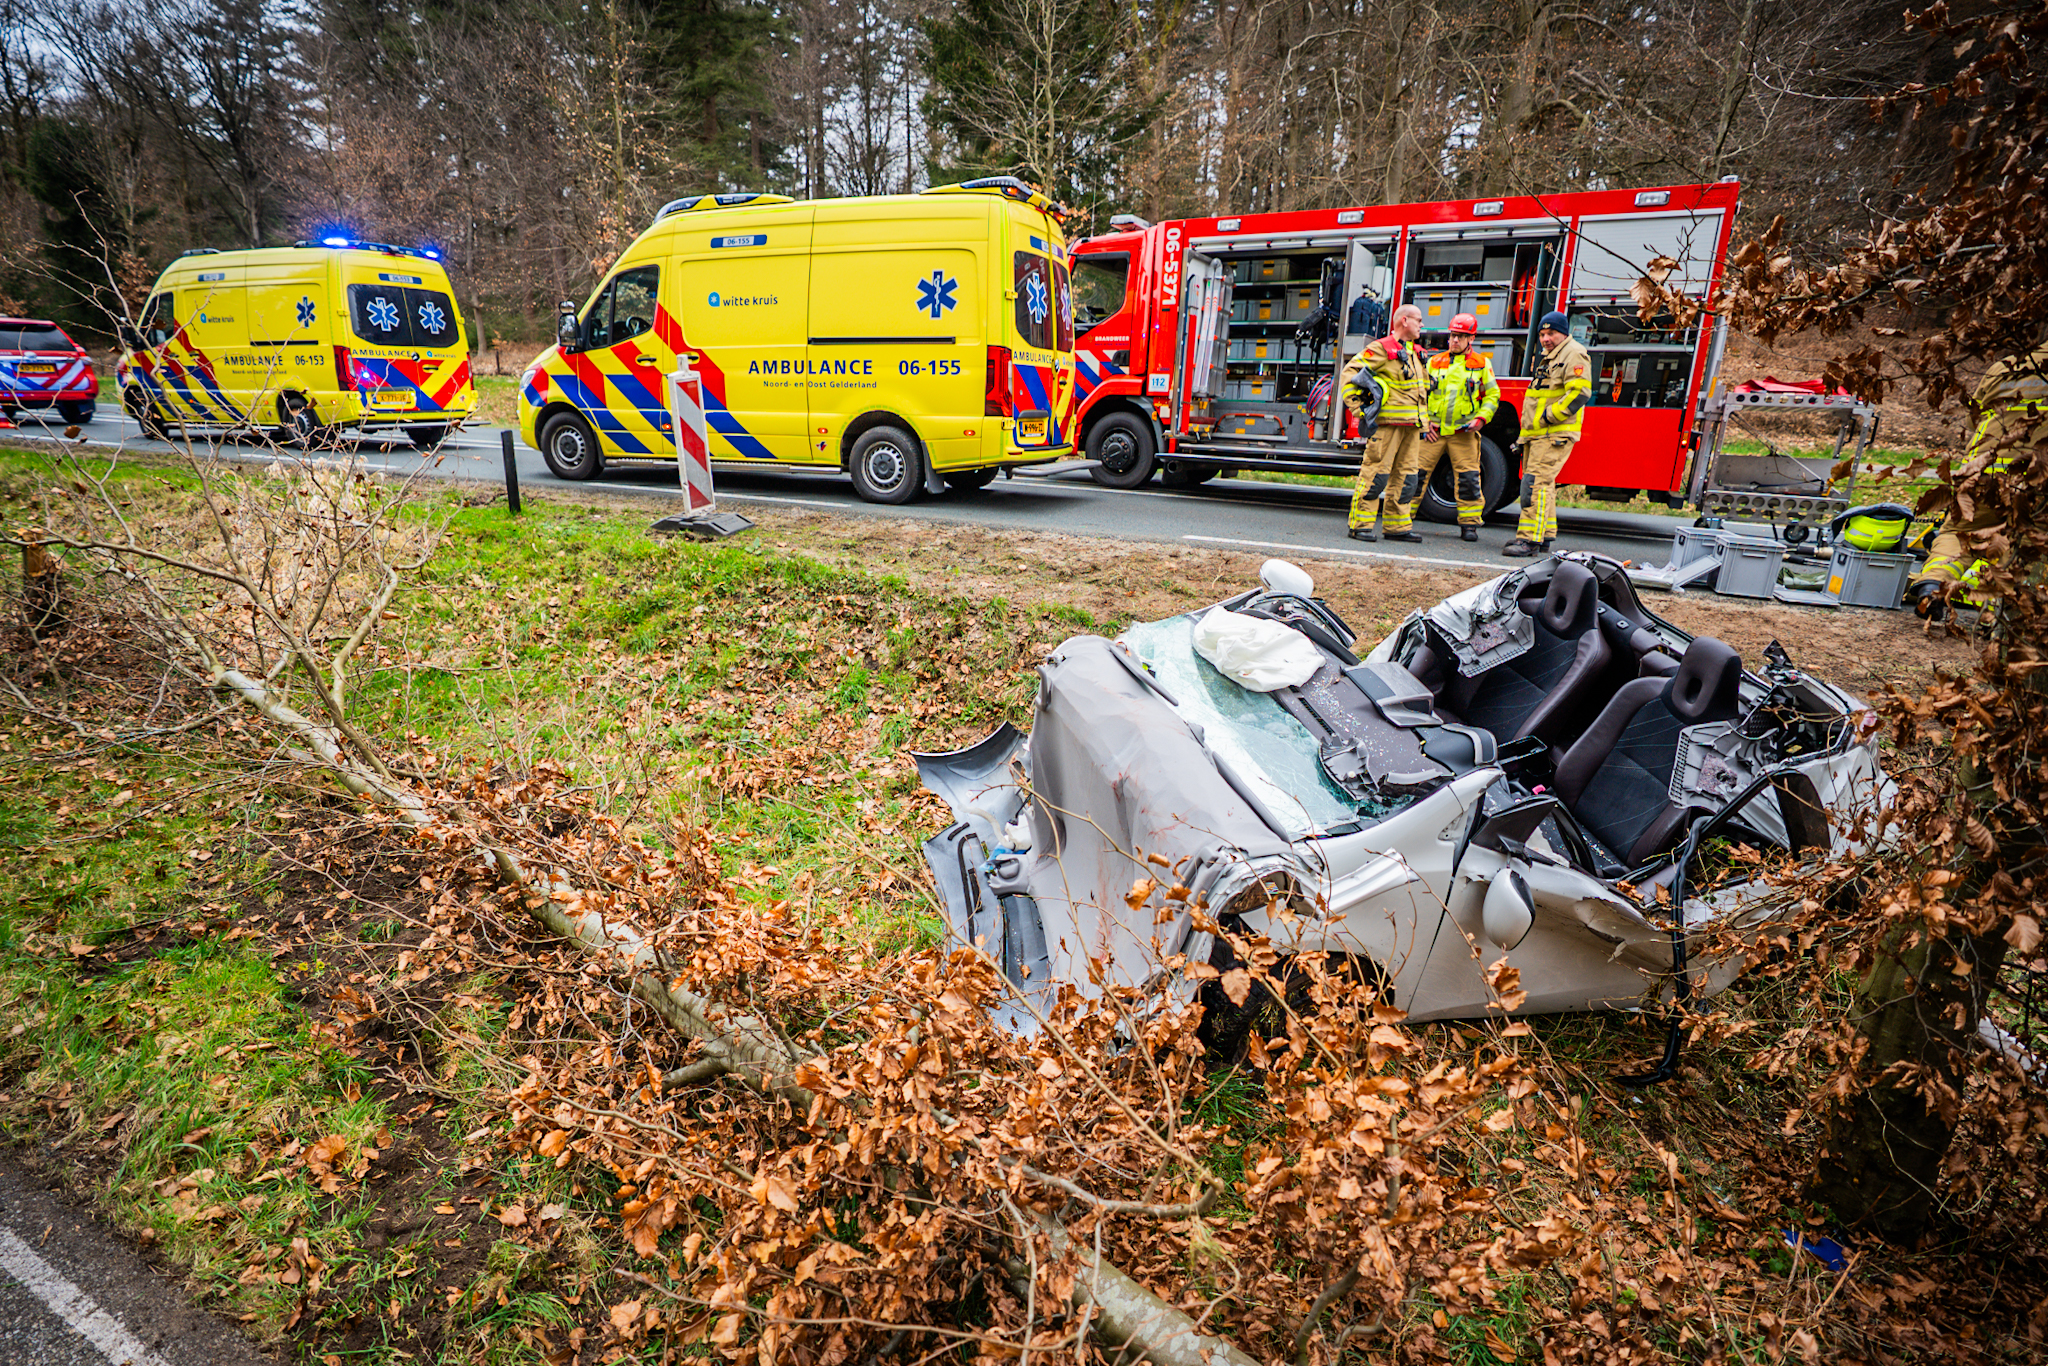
[1192,607,1323,691]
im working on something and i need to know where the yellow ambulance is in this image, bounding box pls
[519,178,1076,503]
[118,238,477,448]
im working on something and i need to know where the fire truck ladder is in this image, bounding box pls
[1686,388,1879,525]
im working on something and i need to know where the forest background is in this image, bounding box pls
[0,0,1976,347]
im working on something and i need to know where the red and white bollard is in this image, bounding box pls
[651,353,752,540]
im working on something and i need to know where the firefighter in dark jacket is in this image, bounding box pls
[1506,310,1591,556]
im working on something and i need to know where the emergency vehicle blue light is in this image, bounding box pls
[321,236,351,247]
[420,248,441,260]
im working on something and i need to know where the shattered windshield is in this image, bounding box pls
[1121,616,1364,839]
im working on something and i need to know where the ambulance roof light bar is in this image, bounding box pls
[289,237,444,261]
[654,192,796,222]
[923,177,1068,220]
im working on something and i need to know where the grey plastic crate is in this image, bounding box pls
[1669,525,1727,567]
[1826,544,1914,609]
[1715,535,1784,598]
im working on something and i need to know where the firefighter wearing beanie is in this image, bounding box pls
[1507,311,1590,556]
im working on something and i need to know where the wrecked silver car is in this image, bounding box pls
[916,554,1889,1029]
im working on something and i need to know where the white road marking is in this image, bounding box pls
[0,1227,176,1366]
[1181,534,1482,571]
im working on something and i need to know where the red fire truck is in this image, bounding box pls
[1067,180,1741,520]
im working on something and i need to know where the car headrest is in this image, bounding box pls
[1536,561,1600,637]
[1666,636,1743,721]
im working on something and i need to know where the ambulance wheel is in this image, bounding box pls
[847,425,923,504]
[1086,413,1155,488]
[125,388,169,441]
[58,400,95,425]
[941,466,998,493]
[539,412,604,480]
[406,424,450,450]
[1418,437,1509,524]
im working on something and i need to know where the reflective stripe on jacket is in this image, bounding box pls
[1345,336,1429,426]
[1521,337,1592,439]
[1426,349,1500,431]
[1966,341,2048,473]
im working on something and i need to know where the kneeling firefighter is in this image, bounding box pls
[1425,313,1501,541]
[1907,340,2048,619]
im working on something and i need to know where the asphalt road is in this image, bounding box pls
[0,408,1689,572]
[0,1158,272,1365]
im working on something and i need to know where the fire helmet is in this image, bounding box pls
[1449,313,1479,335]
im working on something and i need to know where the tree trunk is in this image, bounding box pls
[21,539,63,639]
[1807,913,2006,1238]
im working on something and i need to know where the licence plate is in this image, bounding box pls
[369,390,412,408]
[15,363,56,375]
[1019,418,1047,442]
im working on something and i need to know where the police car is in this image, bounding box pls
[0,317,97,425]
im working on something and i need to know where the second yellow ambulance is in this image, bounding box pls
[519,178,1077,503]
[119,238,476,448]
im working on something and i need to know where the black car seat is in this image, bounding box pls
[1438,561,1615,746]
[1551,636,1745,866]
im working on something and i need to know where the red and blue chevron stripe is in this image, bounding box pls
[0,354,93,402]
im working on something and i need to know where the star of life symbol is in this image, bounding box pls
[367,296,401,332]
[916,270,958,320]
[417,300,446,333]
[1023,272,1050,325]
[295,296,316,327]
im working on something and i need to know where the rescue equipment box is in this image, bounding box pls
[1825,544,1913,609]
[118,240,476,444]
[1720,532,1785,598]
[1670,524,1728,566]
[1715,534,1785,598]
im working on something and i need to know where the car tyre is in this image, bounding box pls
[58,400,95,425]
[406,424,450,450]
[1085,412,1156,488]
[539,411,604,480]
[847,424,923,504]
[941,466,999,493]
[1418,436,1510,524]
[125,387,170,441]
[1159,462,1217,489]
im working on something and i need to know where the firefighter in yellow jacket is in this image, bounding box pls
[1426,313,1501,542]
[1342,302,1431,543]
[1906,340,2048,618]
[1505,310,1592,556]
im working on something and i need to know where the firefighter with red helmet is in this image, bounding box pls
[1425,313,1500,541]
[1341,302,1431,543]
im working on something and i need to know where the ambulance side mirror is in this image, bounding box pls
[117,323,143,350]
[556,303,581,352]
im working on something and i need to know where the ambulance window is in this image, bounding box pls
[140,295,175,347]
[1054,261,1074,350]
[406,289,459,348]
[585,266,659,350]
[1072,253,1127,330]
[1013,252,1053,349]
[349,284,414,345]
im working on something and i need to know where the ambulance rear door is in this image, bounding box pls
[1170,249,1232,432]
[673,214,814,462]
